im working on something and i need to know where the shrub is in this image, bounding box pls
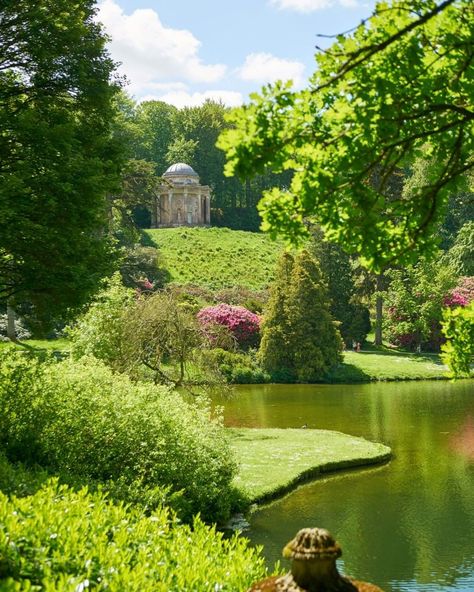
[204,348,270,384]
[68,273,134,370]
[0,482,268,591]
[198,303,261,349]
[443,276,474,308]
[441,300,474,377]
[0,349,237,523]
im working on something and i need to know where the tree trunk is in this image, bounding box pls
[6,303,17,342]
[374,274,384,346]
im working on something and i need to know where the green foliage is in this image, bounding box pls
[444,221,474,276]
[0,0,123,323]
[260,250,343,382]
[119,245,170,289]
[259,252,295,379]
[441,301,474,377]
[218,1,474,270]
[310,231,370,345]
[68,274,134,369]
[143,227,282,290]
[383,255,456,350]
[0,482,268,591]
[0,349,237,522]
[119,291,204,385]
[109,159,163,246]
[203,349,270,384]
[132,101,178,175]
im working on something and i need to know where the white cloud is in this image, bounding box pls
[97,0,226,95]
[238,53,305,87]
[141,90,244,109]
[269,0,358,11]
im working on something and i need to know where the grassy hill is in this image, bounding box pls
[143,227,283,290]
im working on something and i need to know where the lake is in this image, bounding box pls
[216,380,474,592]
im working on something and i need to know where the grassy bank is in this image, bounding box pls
[328,350,451,382]
[2,340,459,382]
[228,428,391,503]
[143,227,282,290]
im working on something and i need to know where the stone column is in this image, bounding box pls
[206,191,211,224]
[197,191,202,224]
[168,192,173,225]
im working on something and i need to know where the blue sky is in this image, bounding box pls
[98,0,376,107]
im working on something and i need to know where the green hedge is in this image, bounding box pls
[0,349,237,522]
[0,482,267,591]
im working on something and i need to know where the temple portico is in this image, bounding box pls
[151,162,211,228]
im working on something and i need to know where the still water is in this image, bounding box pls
[217,381,474,592]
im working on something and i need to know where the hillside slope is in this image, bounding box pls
[143,227,282,290]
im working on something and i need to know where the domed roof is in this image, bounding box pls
[163,162,199,177]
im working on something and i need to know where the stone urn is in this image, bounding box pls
[248,527,384,592]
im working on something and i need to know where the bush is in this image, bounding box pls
[0,349,237,523]
[68,274,134,370]
[204,349,270,384]
[198,303,261,350]
[0,482,268,591]
[443,276,474,308]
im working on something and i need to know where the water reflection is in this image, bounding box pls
[216,380,474,592]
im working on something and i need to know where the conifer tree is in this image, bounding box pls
[259,251,294,379]
[286,250,343,382]
[260,250,343,382]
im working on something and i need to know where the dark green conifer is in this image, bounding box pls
[260,250,343,382]
[259,251,294,380]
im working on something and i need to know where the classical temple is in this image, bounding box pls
[150,163,211,228]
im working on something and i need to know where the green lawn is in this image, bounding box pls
[328,349,452,382]
[143,226,282,290]
[0,338,70,352]
[228,427,391,503]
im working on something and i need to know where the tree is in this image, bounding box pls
[0,0,123,332]
[310,229,370,346]
[443,221,474,276]
[133,100,177,175]
[383,254,456,350]
[260,250,343,381]
[218,0,473,270]
[259,252,294,379]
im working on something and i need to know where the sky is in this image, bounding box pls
[97,0,376,108]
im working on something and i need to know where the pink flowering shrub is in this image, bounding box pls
[197,303,261,349]
[443,276,474,308]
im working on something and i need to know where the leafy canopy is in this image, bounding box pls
[0,0,123,323]
[218,0,473,270]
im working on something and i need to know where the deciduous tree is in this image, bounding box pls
[218,0,473,269]
[0,0,123,330]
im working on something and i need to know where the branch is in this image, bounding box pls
[312,0,457,94]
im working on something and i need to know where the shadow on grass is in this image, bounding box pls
[140,230,158,247]
[325,362,372,383]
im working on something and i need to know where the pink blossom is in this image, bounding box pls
[197,303,261,349]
